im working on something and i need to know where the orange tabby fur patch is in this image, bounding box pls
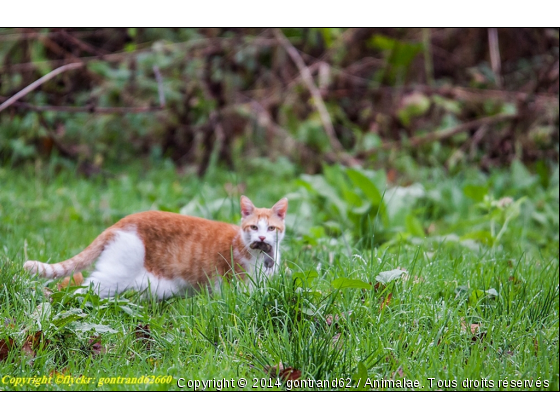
[58,272,84,290]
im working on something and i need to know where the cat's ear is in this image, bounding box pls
[272,197,288,220]
[240,195,255,218]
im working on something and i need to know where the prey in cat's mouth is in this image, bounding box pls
[250,241,274,268]
[250,241,272,253]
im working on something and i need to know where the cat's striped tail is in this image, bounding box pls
[23,229,115,279]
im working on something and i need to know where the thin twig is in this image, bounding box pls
[2,101,165,114]
[58,29,109,56]
[0,62,84,113]
[0,36,279,73]
[152,65,166,108]
[410,113,517,147]
[273,28,344,154]
[1,63,166,114]
[422,28,434,86]
[37,33,79,62]
[488,28,502,88]
[357,113,518,157]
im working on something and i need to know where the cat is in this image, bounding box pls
[23,196,288,299]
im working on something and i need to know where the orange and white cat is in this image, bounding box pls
[23,196,287,299]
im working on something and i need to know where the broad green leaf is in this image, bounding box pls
[535,160,550,189]
[293,270,319,280]
[118,304,142,318]
[352,361,369,390]
[405,214,424,237]
[375,269,406,284]
[432,95,462,114]
[293,270,319,288]
[469,289,485,305]
[511,160,537,190]
[363,132,382,149]
[68,322,118,334]
[486,288,499,298]
[51,308,87,328]
[300,174,348,217]
[397,92,431,126]
[455,286,470,297]
[351,202,372,215]
[464,184,489,202]
[31,302,52,329]
[504,196,527,220]
[332,277,372,290]
[300,307,316,316]
[346,168,382,206]
[323,221,342,235]
[323,164,352,195]
[460,230,494,246]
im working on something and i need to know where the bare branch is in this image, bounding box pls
[273,28,344,154]
[57,29,109,56]
[2,100,165,114]
[488,28,502,88]
[0,63,166,114]
[152,65,166,108]
[0,62,84,113]
[409,113,517,148]
[357,113,518,158]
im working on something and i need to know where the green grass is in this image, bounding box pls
[0,160,558,391]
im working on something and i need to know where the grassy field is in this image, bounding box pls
[0,159,558,391]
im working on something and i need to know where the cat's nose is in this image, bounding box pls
[259,236,265,241]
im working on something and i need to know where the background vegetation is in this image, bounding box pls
[0,28,558,391]
[1,28,558,173]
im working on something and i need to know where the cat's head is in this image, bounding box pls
[240,196,288,251]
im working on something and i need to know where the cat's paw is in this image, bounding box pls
[23,260,40,274]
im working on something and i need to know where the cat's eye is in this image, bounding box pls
[268,226,276,231]
[250,225,258,230]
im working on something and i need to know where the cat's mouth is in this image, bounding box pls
[250,241,272,253]
[250,241,274,269]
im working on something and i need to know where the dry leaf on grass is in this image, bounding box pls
[331,332,344,350]
[3,318,16,328]
[279,367,302,381]
[325,311,353,327]
[42,287,53,301]
[534,339,539,355]
[465,323,481,335]
[471,331,487,343]
[264,362,302,382]
[49,367,70,377]
[22,331,48,358]
[0,337,15,361]
[326,314,337,326]
[391,366,404,380]
[135,324,151,340]
[461,318,486,342]
[89,336,105,357]
[508,275,521,285]
[135,324,152,350]
[460,318,486,342]
[332,332,341,343]
[265,361,284,375]
[461,318,481,334]
[380,293,393,311]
